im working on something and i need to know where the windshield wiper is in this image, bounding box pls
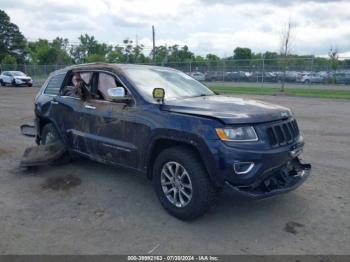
[173,93,215,100]
[190,93,215,98]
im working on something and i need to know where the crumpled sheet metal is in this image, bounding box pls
[20,124,36,137]
[20,142,67,167]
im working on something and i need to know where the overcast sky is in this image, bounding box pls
[2,0,350,57]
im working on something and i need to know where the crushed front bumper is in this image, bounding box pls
[226,157,311,199]
[20,141,67,167]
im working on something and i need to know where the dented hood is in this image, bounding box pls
[162,95,292,124]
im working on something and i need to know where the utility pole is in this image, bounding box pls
[135,34,139,62]
[152,25,156,62]
[261,53,265,88]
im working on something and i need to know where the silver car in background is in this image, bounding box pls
[188,71,205,81]
[297,73,325,84]
[0,71,33,87]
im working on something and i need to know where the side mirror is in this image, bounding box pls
[152,88,165,103]
[107,87,125,97]
[106,87,132,103]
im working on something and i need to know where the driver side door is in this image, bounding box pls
[50,71,94,154]
[80,71,142,168]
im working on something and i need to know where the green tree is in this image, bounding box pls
[0,9,27,63]
[206,53,220,69]
[177,45,194,63]
[28,38,71,64]
[153,45,169,64]
[192,55,206,71]
[86,53,106,62]
[132,43,148,64]
[194,55,205,63]
[51,37,71,64]
[106,45,125,63]
[329,47,339,71]
[70,34,111,63]
[233,47,252,70]
[329,47,339,84]
[175,45,195,63]
[233,47,252,60]
[1,54,17,70]
[263,51,278,70]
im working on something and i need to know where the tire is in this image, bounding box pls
[304,80,310,85]
[153,146,220,220]
[11,79,17,87]
[0,80,4,86]
[41,123,61,145]
[41,123,71,164]
[28,83,33,87]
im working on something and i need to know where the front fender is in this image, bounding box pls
[145,129,224,187]
[35,115,68,146]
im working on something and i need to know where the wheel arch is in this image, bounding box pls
[146,136,223,188]
[36,116,64,145]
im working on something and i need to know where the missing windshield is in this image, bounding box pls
[123,67,214,101]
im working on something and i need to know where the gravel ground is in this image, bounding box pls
[0,87,349,255]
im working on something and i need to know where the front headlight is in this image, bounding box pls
[215,126,258,142]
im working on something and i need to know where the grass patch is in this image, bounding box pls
[210,86,350,99]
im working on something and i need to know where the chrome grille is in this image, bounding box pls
[266,119,300,146]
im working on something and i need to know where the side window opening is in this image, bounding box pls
[66,72,92,89]
[61,71,93,99]
[80,73,92,85]
[97,73,126,101]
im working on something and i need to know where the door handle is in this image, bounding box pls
[51,101,59,105]
[84,104,96,110]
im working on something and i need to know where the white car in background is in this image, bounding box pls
[189,71,205,81]
[0,71,33,87]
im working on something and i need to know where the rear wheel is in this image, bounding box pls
[153,146,220,220]
[28,83,33,87]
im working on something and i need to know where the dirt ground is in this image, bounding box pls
[0,87,349,255]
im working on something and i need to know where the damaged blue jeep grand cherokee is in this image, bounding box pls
[34,63,311,220]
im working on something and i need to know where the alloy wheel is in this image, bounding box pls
[161,161,193,208]
[44,131,56,144]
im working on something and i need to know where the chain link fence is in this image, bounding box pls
[1,57,350,87]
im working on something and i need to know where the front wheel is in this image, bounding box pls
[0,80,5,86]
[28,83,33,87]
[41,123,71,164]
[153,146,220,220]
